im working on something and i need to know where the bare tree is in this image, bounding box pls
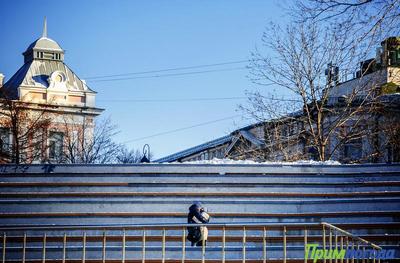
[295,0,400,51]
[116,147,142,163]
[115,146,154,164]
[243,20,386,162]
[62,116,121,164]
[238,94,305,161]
[0,89,53,164]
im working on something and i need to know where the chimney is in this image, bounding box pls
[0,73,4,88]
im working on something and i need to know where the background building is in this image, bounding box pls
[0,20,103,163]
[157,37,400,164]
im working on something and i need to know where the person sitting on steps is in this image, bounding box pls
[187,202,210,247]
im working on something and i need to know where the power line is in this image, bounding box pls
[98,97,248,103]
[84,59,250,80]
[88,67,247,82]
[122,114,241,143]
[97,96,301,103]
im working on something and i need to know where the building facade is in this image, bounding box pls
[157,37,400,164]
[0,20,103,163]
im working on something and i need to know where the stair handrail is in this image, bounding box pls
[321,222,382,250]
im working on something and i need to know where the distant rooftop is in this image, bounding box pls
[155,135,232,163]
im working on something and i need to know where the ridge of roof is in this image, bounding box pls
[155,135,232,163]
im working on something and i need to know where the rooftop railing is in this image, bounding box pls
[0,222,382,263]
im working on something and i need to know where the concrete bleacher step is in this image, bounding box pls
[1,191,400,198]
[1,173,400,182]
[1,176,399,194]
[0,260,353,263]
[0,214,398,227]
[1,162,398,173]
[2,185,399,193]
[1,197,398,213]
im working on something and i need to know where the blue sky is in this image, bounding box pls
[0,0,288,159]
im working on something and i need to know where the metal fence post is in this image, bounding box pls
[362,245,365,263]
[222,226,226,263]
[340,236,344,263]
[2,233,6,263]
[42,233,46,263]
[242,226,246,263]
[202,229,206,263]
[102,231,106,263]
[82,232,86,263]
[142,229,146,263]
[323,225,326,263]
[162,228,166,263]
[335,230,338,263]
[22,233,26,263]
[122,230,126,263]
[329,229,333,263]
[263,227,267,263]
[200,227,206,263]
[304,229,308,263]
[182,227,186,263]
[62,233,67,263]
[283,226,287,263]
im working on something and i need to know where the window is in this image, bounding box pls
[32,129,44,162]
[387,145,400,163]
[216,149,224,158]
[49,131,64,160]
[0,128,10,154]
[343,138,362,161]
[33,142,42,162]
[308,146,319,161]
[338,96,346,104]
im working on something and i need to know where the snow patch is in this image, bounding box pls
[177,158,341,165]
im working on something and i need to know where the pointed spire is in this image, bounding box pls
[42,17,47,38]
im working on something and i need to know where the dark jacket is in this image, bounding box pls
[187,203,209,243]
[187,203,209,224]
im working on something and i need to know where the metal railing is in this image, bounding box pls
[0,222,382,262]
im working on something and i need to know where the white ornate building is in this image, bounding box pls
[0,20,103,163]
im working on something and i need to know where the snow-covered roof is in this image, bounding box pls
[182,158,341,165]
[155,135,233,163]
[25,37,63,53]
[2,59,95,99]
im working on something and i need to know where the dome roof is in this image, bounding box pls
[25,37,63,53]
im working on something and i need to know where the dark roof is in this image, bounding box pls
[380,93,400,104]
[155,135,233,163]
[238,130,264,147]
